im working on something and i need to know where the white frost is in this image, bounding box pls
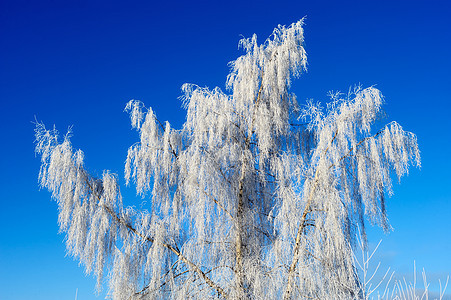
[35,19,420,299]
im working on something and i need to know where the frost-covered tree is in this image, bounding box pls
[35,19,420,299]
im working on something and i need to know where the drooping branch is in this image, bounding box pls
[82,173,229,299]
[283,167,320,299]
[131,270,190,300]
[284,126,396,299]
[154,116,179,160]
[197,182,234,221]
[332,127,384,169]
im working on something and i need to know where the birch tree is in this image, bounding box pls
[35,19,420,299]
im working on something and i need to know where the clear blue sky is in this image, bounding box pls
[1,0,450,299]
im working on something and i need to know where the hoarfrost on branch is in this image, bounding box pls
[35,19,420,299]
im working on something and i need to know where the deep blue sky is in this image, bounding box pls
[1,0,450,299]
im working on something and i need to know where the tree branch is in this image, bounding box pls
[284,127,385,298]
[330,127,384,170]
[83,172,229,299]
[154,116,179,159]
[284,129,338,299]
[132,270,190,299]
